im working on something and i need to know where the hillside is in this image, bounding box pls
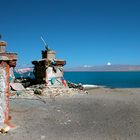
[65,65,140,72]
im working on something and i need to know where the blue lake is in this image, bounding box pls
[64,71,140,88]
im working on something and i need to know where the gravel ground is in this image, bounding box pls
[1,88,140,140]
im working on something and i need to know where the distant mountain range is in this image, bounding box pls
[64,65,140,72]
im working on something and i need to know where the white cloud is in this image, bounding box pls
[107,62,111,66]
[84,65,91,68]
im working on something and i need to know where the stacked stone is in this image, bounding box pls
[10,84,85,100]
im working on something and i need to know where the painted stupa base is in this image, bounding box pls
[0,38,17,132]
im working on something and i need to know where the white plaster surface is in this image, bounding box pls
[0,67,6,127]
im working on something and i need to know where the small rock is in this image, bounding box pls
[40,135,46,139]
[34,89,42,95]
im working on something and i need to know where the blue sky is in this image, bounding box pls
[0,0,140,68]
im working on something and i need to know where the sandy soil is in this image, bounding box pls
[1,87,140,140]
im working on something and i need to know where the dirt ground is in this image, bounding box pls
[1,88,140,140]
